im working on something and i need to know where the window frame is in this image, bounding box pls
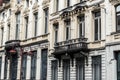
[34,12,38,37]
[30,51,37,80]
[40,49,48,80]
[92,55,101,80]
[44,8,49,34]
[53,23,59,43]
[76,58,85,80]
[65,20,71,40]
[51,60,58,80]
[63,59,70,80]
[7,24,10,40]
[0,57,2,79]
[21,53,27,80]
[1,27,4,45]
[25,16,28,39]
[116,4,120,32]
[93,11,101,41]
[78,15,85,38]
[15,13,20,40]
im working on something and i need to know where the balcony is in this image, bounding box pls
[53,37,88,55]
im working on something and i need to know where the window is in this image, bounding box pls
[78,16,85,37]
[55,0,59,11]
[0,57,2,79]
[8,24,10,40]
[30,51,37,80]
[4,56,7,79]
[66,0,70,7]
[36,0,38,2]
[34,13,38,37]
[44,8,48,34]
[63,59,70,80]
[26,0,29,7]
[76,58,85,80]
[54,24,59,43]
[17,0,21,4]
[116,5,120,31]
[94,11,101,41]
[92,56,101,80]
[21,54,27,80]
[41,49,48,80]
[25,16,28,39]
[115,52,120,80]
[9,9,11,16]
[1,27,4,45]
[51,60,58,80]
[10,54,18,80]
[2,12,5,20]
[15,13,20,40]
[65,20,71,40]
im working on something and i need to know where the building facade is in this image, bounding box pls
[0,0,119,80]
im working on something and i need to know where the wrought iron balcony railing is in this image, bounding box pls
[53,37,88,54]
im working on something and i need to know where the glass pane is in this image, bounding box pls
[76,58,84,80]
[41,49,48,80]
[30,51,37,80]
[117,15,120,31]
[116,5,120,12]
[92,56,101,80]
[63,59,70,80]
[95,19,98,40]
[51,60,58,80]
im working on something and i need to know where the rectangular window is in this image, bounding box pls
[76,58,85,80]
[63,59,70,80]
[92,56,101,80]
[10,55,18,80]
[44,8,48,34]
[67,0,70,7]
[30,51,37,80]
[21,54,27,80]
[8,24,10,40]
[15,13,20,40]
[1,27,4,45]
[0,57,2,79]
[116,5,120,31]
[115,52,120,80]
[4,56,7,79]
[41,49,48,80]
[55,0,59,11]
[54,24,58,43]
[17,0,21,4]
[78,16,85,37]
[94,11,101,41]
[34,13,38,37]
[65,20,71,40]
[26,0,29,7]
[25,16,28,39]
[51,60,58,80]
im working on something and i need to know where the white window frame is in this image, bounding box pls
[94,11,101,41]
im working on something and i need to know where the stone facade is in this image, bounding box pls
[0,0,119,80]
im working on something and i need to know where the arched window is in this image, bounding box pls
[116,5,120,31]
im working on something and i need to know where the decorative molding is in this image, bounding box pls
[109,0,120,5]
